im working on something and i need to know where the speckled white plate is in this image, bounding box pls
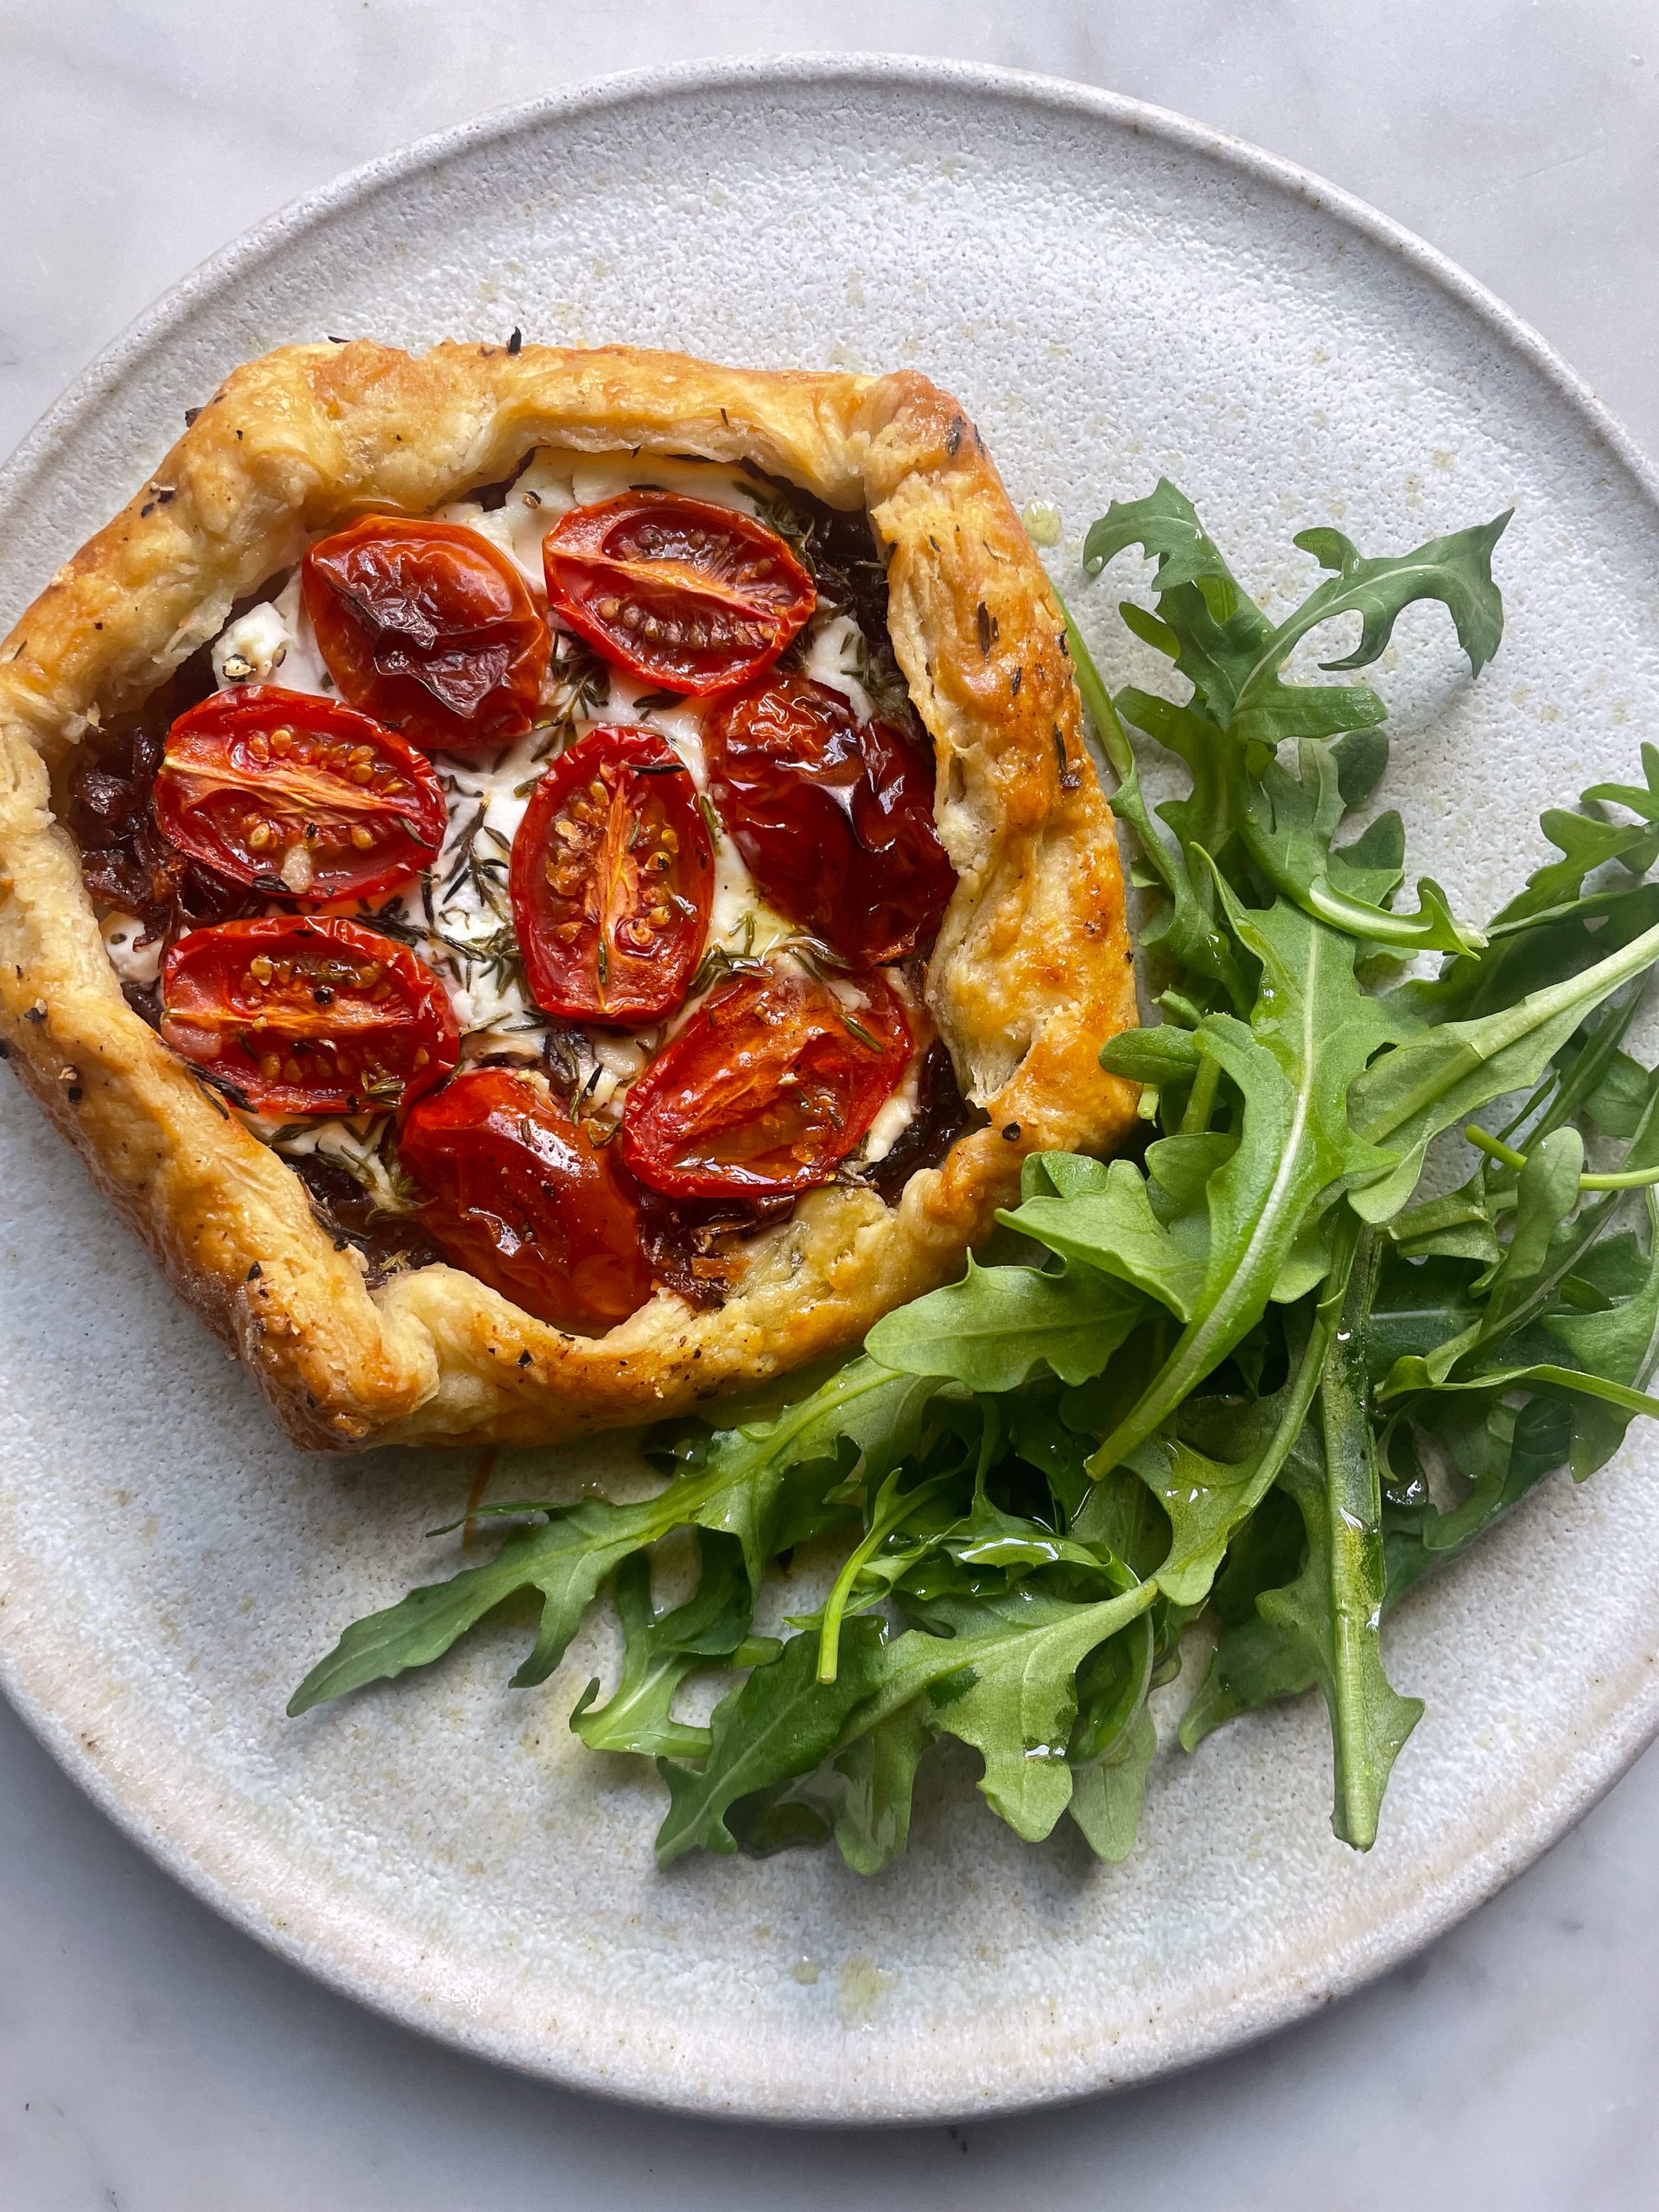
[4,55,1659,2124]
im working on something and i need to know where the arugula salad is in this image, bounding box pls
[289,478,1659,1870]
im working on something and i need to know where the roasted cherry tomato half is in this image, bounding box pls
[509,724,713,1027]
[703,673,955,965]
[619,962,912,1199]
[153,685,446,902]
[160,915,459,1117]
[302,515,550,755]
[398,1067,652,1332]
[543,493,815,696]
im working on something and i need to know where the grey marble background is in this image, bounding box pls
[3,1,1659,2203]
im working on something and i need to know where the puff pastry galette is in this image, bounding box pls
[0,341,1137,1448]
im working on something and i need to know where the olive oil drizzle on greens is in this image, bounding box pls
[292,480,1659,1868]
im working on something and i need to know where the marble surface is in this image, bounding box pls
[3,0,1659,2199]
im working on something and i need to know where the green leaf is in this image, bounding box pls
[1059,594,1249,1005]
[1382,1129,1585,1389]
[866,1255,1146,1391]
[1385,1188,1503,1268]
[1363,1250,1481,1379]
[1123,1436,1262,1606]
[1351,915,1659,1222]
[1539,1198,1659,1474]
[1385,1090,1659,1402]
[1098,1027,1201,1087]
[289,1357,932,1714]
[877,1584,1158,1841]
[1546,1205,1659,1382]
[1582,1047,1658,1139]
[1181,1231,1423,1837]
[1001,1160,1210,1321]
[1580,744,1659,825]
[657,1580,1158,1863]
[1380,1359,1659,1421]
[1020,1149,1115,1203]
[1476,1126,1585,1308]
[1179,1610,1315,1751]
[1084,480,1508,744]
[1242,739,1484,957]
[1276,512,1509,677]
[570,1537,770,1763]
[1067,1707,1157,1863]
[1115,686,1254,884]
[1411,760,1659,1021]
[823,1706,933,1875]
[1086,897,1402,1475]
[1332,728,1391,809]
[656,1621,887,1866]
[1380,1395,1565,1597]
[288,1503,658,1715]
[1264,1237,1422,1847]
[1069,1607,1155,1761]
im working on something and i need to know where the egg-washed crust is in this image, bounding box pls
[0,340,1138,1449]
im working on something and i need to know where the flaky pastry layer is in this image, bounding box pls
[0,341,1137,1447]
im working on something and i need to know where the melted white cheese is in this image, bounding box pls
[211,572,330,695]
[102,912,162,986]
[390,724,547,1036]
[863,1055,922,1163]
[802,612,876,721]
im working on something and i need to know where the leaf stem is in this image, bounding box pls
[1179,1052,1221,1135]
[1465,1120,1659,1191]
[1463,1123,1528,1172]
[816,1474,945,1685]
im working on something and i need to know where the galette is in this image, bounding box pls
[0,341,1137,1446]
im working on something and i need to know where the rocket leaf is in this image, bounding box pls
[295,472,1659,1883]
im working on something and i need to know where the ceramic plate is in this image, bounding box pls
[4,57,1659,2124]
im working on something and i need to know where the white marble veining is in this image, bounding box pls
[4,0,1659,2201]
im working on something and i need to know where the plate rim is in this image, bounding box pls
[4,50,1659,2125]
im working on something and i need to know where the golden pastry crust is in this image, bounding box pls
[0,340,1137,1448]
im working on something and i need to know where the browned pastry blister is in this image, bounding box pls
[0,340,1138,1447]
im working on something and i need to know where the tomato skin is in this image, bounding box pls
[509,725,712,1027]
[543,493,815,696]
[302,516,550,755]
[398,1067,652,1332]
[703,674,955,965]
[619,963,912,1199]
[160,915,459,1116]
[154,686,446,902]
